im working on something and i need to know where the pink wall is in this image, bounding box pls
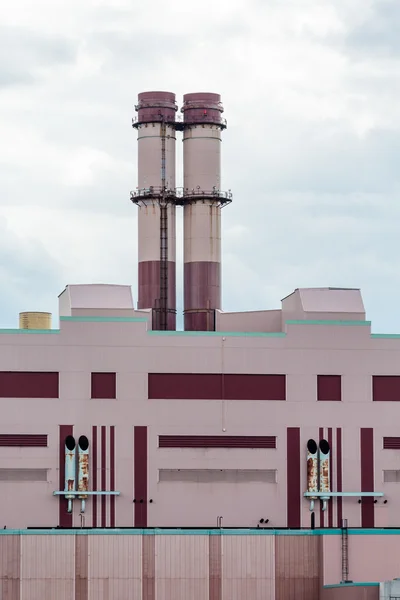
[0,312,400,528]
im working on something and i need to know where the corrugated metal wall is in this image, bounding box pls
[0,532,324,600]
[222,535,275,600]
[275,535,321,600]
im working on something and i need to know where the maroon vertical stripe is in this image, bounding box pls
[336,428,342,527]
[134,426,148,527]
[101,426,107,528]
[286,427,301,528]
[319,427,324,528]
[110,426,115,528]
[361,428,374,528]
[59,425,73,527]
[92,426,97,527]
[328,428,333,528]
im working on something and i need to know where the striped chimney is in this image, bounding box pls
[181,93,232,331]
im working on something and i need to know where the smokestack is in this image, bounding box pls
[181,93,232,331]
[131,91,178,330]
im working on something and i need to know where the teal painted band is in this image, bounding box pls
[372,333,400,339]
[148,330,286,337]
[2,527,400,536]
[324,583,379,588]
[60,316,147,323]
[285,319,371,326]
[0,329,60,334]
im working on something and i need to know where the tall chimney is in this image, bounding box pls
[181,93,232,331]
[131,91,178,330]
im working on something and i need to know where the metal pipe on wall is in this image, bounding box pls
[319,439,331,512]
[78,435,89,514]
[306,439,318,512]
[64,435,76,514]
[181,93,232,331]
[131,91,178,330]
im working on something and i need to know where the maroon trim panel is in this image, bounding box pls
[360,428,374,528]
[159,435,276,448]
[0,434,47,447]
[319,427,324,529]
[138,261,176,331]
[373,376,400,401]
[59,425,73,528]
[92,426,97,527]
[328,428,333,528]
[224,374,285,401]
[184,261,221,332]
[287,427,301,528]
[101,426,106,528]
[383,437,400,449]
[336,428,343,527]
[209,535,222,600]
[91,373,116,399]
[110,426,115,528]
[0,371,59,398]
[317,375,341,401]
[148,373,286,400]
[134,426,148,527]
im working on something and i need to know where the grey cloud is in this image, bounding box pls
[0,26,77,88]
[0,218,64,328]
[346,1,400,56]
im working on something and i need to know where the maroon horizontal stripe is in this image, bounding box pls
[91,373,116,399]
[0,434,47,447]
[317,375,341,401]
[138,260,176,331]
[159,435,276,448]
[373,376,400,401]
[383,437,400,449]
[0,372,59,398]
[148,373,286,401]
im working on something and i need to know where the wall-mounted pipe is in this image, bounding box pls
[319,439,331,512]
[307,439,318,511]
[78,435,89,514]
[64,435,76,513]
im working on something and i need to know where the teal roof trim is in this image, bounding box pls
[0,329,60,335]
[60,316,147,323]
[2,527,400,536]
[147,330,286,337]
[286,319,371,326]
[324,583,379,588]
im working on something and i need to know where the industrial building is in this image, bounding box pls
[0,92,400,599]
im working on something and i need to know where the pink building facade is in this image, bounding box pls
[2,284,400,597]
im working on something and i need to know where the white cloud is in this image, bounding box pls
[0,0,400,331]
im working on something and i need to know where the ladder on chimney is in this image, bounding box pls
[159,119,168,331]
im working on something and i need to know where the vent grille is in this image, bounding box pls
[159,435,276,449]
[383,437,400,449]
[0,435,48,447]
[383,470,400,483]
[159,469,277,483]
[0,469,48,481]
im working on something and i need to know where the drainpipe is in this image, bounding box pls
[78,435,89,514]
[306,439,318,512]
[64,435,76,513]
[319,439,331,512]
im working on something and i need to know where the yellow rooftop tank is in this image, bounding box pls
[19,312,52,330]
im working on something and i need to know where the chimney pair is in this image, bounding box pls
[131,92,232,331]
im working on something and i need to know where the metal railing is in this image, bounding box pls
[130,186,232,207]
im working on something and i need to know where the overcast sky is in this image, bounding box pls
[0,0,399,331]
